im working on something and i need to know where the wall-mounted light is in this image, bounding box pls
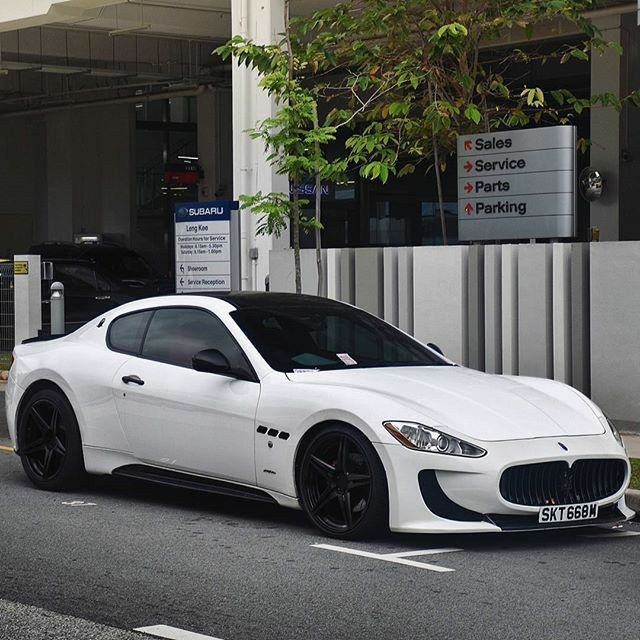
[579,167,605,202]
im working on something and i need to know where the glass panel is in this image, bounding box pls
[54,264,97,293]
[141,308,247,370]
[108,311,153,355]
[232,302,449,373]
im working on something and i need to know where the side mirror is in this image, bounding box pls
[192,349,231,375]
[427,342,444,356]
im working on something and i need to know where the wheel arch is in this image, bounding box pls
[15,379,77,451]
[293,419,386,495]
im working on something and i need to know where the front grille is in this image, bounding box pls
[500,459,626,507]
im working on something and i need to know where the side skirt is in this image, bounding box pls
[112,464,278,504]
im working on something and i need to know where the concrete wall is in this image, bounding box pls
[270,243,640,417]
[590,242,640,424]
[0,116,47,256]
[0,102,135,255]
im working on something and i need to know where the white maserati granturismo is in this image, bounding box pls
[4,293,633,539]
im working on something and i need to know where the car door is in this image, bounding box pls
[111,306,260,485]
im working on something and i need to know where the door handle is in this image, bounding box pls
[122,375,145,386]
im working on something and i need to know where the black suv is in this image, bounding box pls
[30,242,172,332]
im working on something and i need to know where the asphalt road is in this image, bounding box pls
[0,430,639,640]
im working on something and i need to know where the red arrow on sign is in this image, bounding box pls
[464,182,473,193]
[463,161,473,173]
[464,203,474,215]
[464,140,473,151]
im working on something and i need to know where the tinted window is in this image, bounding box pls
[108,310,153,354]
[81,248,155,280]
[231,303,449,372]
[141,307,249,371]
[54,263,98,293]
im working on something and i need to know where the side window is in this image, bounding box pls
[108,310,153,355]
[94,270,112,293]
[54,263,98,294]
[141,307,250,372]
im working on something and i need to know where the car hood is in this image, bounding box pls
[285,366,605,442]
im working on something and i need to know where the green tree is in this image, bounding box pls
[216,0,346,294]
[297,0,640,243]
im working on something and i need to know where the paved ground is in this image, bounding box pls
[1,386,639,640]
[0,435,639,640]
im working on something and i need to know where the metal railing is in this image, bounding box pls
[0,262,14,361]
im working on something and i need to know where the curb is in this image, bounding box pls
[626,489,640,515]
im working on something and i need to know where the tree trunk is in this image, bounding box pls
[284,0,302,294]
[432,134,448,246]
[312,102,323,297]
[292,183,302,294]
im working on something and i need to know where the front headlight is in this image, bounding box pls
[383,421,486,458]
[605,416,625,449]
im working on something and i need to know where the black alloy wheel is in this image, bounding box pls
[298,425,388,539]
[18,389,85,491]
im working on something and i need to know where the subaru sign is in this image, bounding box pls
[174,200,238,293]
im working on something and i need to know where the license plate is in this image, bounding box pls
[538,502,599,524]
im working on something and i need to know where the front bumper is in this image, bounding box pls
[373,433,633,534]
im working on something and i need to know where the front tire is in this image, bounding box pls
[17,388,86,491]
[298,424,388,540]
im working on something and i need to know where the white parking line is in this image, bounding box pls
[134,625,223,640]
[384,547,462,558]
[311,543,460,572]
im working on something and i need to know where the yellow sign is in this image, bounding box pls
[14,261,29,275]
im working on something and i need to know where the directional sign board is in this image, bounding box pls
[174,200,238,293]
[457,126,576,241]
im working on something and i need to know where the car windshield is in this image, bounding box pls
[231,303,450,372]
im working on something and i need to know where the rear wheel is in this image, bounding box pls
[298,425,388,539]
[18,389,86,491]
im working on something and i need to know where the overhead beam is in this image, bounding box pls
[0,1,125,33]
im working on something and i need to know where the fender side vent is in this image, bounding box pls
[278,432,290,440]
[256,426,268,434]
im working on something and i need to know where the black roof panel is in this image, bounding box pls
[218,292,349,310]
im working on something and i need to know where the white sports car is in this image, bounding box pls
[5,293,633,539]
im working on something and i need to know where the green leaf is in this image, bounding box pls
[464,104,482,124]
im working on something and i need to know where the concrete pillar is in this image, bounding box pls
[326,248,341,301]
[591,241,640,424]
[467,245,485,371]
[397,247,414,335]
[518,244,553,379]
[95,105,135,243]
[339,248,355,304]
[570,243,590,395]
[590,14,621,240]
[231,0,289,291]
[198,89,233,202]
[13,255,41,345]
[501,245,519,375]
[484,245,502,374]
[552,243,572,384]
[355,248,383,317]
[383,247,399,326]
[413,246,469,365]
[46,112,73,242]
[268,249,295,293]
